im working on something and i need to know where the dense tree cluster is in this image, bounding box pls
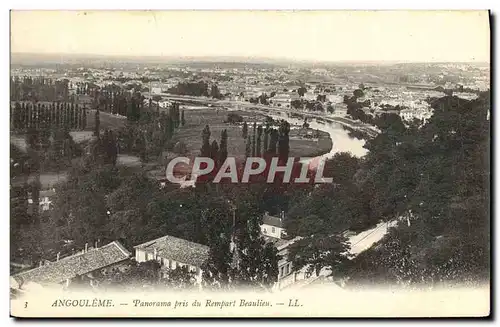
[112,102,182,161]
[167,81,210,97]
[11,76,70,102]
[225,113,244,124]
[285,91,490,287]
[11,102,87,131]
[10,80,489,291]
[291,99,325,112]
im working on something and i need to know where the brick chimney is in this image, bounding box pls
[84,243,88,253]
[56,252,60,261]
[153,247,158,260]
[95,239,100,249]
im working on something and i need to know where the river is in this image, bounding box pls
[265,111,368,160]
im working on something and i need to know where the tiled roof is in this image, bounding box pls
[134,235,209,267]
[262,213,283,228]
[12,241,131,286]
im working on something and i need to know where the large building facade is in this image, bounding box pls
[134,235,209,285]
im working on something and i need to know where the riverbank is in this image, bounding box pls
[173,108,332,159]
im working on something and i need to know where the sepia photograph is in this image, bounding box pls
[8,9,491,318]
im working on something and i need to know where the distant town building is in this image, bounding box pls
[158,100,172,109]
[399,108,433,123]
[151,87,162,94]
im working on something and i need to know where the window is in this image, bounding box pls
[285,264,289,275]
[263,228,267,234]
[280,266,284,277]
[272,227,276,233]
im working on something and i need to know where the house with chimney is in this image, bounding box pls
[259,211,304,290]
[260,211,287,239]
[10,241,131,292]
[133,235,209,285]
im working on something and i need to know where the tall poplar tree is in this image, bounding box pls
[200,125,211,157]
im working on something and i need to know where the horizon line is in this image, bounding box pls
[10,52,490,65]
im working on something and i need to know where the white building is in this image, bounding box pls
[260,212,306,290]
[399,108,433,123]
[158,100,172,109]
[260,212,286,239]
[28,189,56,212]
[151,87,162,95]
[134,235,209,284]
[271,93,299,108]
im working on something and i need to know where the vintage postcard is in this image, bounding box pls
[9,10,490,318]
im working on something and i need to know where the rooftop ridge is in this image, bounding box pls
[111,240,132,257]
[13,241,124,279]
[134,234,208,249]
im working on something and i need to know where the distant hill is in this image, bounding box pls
[11,52,489,69]
[10,52,292,67]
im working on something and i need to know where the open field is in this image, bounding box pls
[86,110,127,131]
[69,131,94,143]
[173,108,332,158]
[10,172,68,189]
[117,154,142,167]
[10,135,27,152]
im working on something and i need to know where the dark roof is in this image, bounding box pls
[12,241,131,286]
[134,235,209,267]
[262,213,284,228]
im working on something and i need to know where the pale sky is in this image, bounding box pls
[10,10,490,63]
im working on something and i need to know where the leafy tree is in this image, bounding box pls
[11,184,31,227]
[163,266,197,290]
[268,129,278,155]
[256,125,263,157]
[278,120,290,162]
[252,123,256,157]
[118,260,161,288]
[353,89,364,99]
[288,234,350,277]
[232,194,279,290]
[200,125,211,157]
[210,140,219,162]
[345,92,490,287]
[210,84,222,99]
[94,109,100,138]
[218,129,228,166]
[201,203,233,289]
[262,125,270,156]
[52,166,120,247]
[242,122,248,139]
[226,113,243,124]
[297,87,307,97]
[245,135,251,158]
